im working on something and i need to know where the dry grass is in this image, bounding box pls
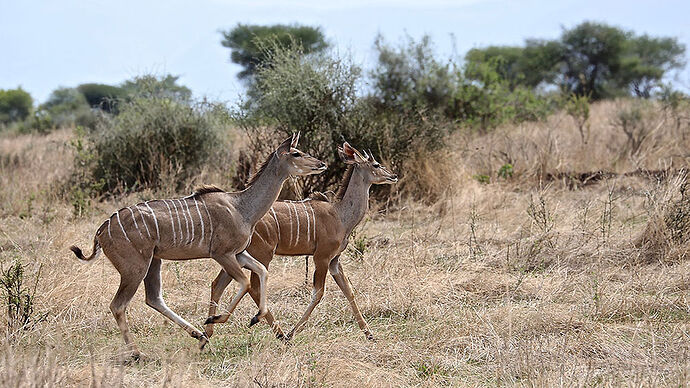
[1,100,689,387]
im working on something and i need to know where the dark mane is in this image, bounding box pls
[246,152,275,187]
[336,165,355,200]
[192,185,225,196]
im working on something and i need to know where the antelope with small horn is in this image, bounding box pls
[205,141,397,340]
[69,133,326,361]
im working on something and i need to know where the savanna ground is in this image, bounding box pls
[1,100,689,387]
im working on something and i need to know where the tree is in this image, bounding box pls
[0,87,33,125]
[559,21,631,99]
[463,21,685,100]
[43,87,89,114]
[77,83,126,113]
[624,35,686,98]
[220,23,328,81]
[464,41,561,91]
[121,74,192,102]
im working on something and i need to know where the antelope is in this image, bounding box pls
[205,141,397,340]
[69,134,326,361]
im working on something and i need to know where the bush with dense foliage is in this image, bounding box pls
[0,87,33,125]
[86,96,227,193]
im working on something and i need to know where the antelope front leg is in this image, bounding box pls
[329,256,374,340]
[204,253,252,326]
[236,251,269,326]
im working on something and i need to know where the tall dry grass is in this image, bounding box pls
[0,99,689,386]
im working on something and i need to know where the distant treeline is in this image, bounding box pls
[1,21,687,201]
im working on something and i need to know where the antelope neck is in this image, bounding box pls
[335,165,371,234]
[235,153,289,226]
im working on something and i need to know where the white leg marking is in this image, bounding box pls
[301,202,310,244]
[201,199,213,243]
[193,198,205,245]
[177,199,190,244]
[135,206,151,238]
[145,201,160,242]
[308,203,317,241]
[128,207,144,239]
[171,200,184,243]
[270,207,280,242]
[292,202,300,246]
[116,210,131,242]
[184,199,195,243]
[163,200,177,245]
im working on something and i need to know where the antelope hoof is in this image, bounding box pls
[204,314,224,325]
[365,331,376,341]
[198,335,210,350]
[249,310,264,327]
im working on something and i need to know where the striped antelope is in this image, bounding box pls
[205,141,397,340]
[69,133,326,361]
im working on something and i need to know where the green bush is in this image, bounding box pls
[86,97,227,193]
[0,88,33,126]
[238,41,363,193]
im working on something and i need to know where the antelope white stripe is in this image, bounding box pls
[270,208,280,241]
[287,203,294,247]
[128,207,144,239]
[201,199,213,243]
[308,203,316,241]
[177,199,190,244]
[193,198,205,244]
[301,202,310,243]
[116,210,131,242]
[292,202,300,246]
[144,202,160,241]
[171,200,184,243]
[163,200,177,244]
[135,206,151,238]
[107,218,112,239]
[184,200,195,243]
[254,221,269,245]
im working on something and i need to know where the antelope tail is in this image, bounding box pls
[70,221,106,261]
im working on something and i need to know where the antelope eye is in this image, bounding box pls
[373,163,381,168]
[291,152,301,157]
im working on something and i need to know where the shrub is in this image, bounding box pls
[611,100,663,156]
[237,41,363,194]
[0,88,33,126]
[86,97,227,194]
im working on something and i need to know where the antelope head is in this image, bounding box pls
[276,132,327,176]
[338,142,398,185]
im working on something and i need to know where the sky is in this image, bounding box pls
[1,0,688,105]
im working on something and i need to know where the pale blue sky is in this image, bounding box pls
[1,0,688,104]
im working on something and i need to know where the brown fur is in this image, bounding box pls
[192,185,225,196]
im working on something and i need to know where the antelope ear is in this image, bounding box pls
[343,142,366,163]
[338,145,356,164]
[290,132,301,148]
[276,136,292,155]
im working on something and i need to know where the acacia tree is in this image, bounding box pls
[220,23,328,81]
